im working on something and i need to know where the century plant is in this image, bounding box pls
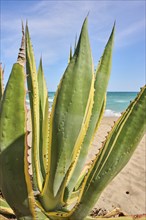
[0,18,145,220]
[0,64,4,101]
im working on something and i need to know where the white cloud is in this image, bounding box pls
[1,1,145,90]
[115,19,145,48]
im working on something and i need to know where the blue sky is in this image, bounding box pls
[1,0,145,91]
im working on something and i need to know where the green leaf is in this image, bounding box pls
[64,24,115,201]
[0,63,35,218]
[0,64,4,101]
[0,28,36,219]
[70,85,146,219]
[37,57,49,179]
[68,46,72,63]
[25,24,43,191]
[39,17,94,211]
[0,197,15,216]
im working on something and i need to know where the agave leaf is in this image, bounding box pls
[92,23,115,135]
[0,64,4,100]
[74,34,77,54]
[0,28,36,219]
[36,208,51,219]
[64,24,115,201]
[39,17,94,211]
[25,24,44,191]
[70,98,106,194]
[0,215,9,220]
[37,57,49,179]
[0,197,14,215]
[73,164,89,192]
[66,190,79,208]
[68,46,72,63]
[70,85,146,219]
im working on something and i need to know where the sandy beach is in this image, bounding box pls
[88,117,146,215]
[27,115,146,215]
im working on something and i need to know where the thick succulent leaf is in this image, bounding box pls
[64,24,115,201]
[72,100,105,196]
[70,85,146,219]
[0,215,9,220]
[0,64,4,100]
[65,190,79,208]
[90,23,115,135]
[39,17,94,211]
[93,95,106,133]
[68,46,72,63]
[36,208,51,220]
[0,61,35,218]
[73,163,90,192]
[0,197,14,215]
[37,58,49,178]
[25,24,43,191]
[74,35,77,54]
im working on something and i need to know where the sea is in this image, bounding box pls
[26,92,138,117]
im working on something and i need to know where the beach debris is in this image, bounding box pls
[0,17,145,220]
[90,207,108,216]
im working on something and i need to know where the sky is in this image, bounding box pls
[0,0,145,91]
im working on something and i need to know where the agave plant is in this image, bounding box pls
[0,64,4,101]
[0,18,145,220]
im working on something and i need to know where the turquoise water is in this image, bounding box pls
[26,91,138,117]
[105,92,138,116]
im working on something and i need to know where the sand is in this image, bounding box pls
[27,115,146,215]
[88,117,146,215]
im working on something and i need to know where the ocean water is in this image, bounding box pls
[26,91,138,117]
[105,92,138,117]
